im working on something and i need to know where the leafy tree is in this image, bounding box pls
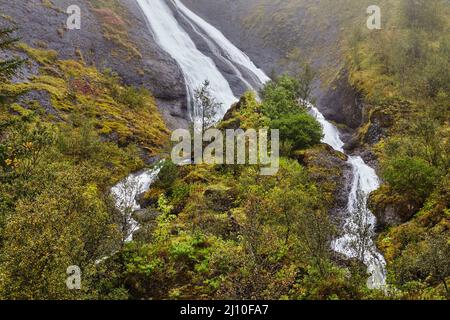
[0,163,120,299]
[239,159,334,279]
[392,234,450,297]
[260,75,323,155]
[296,62,315,103]
[152,160,179,191]
[0,116,141,299]
[194,80,222,135]
[279,49,316,102]
[399,0,445,32]
[0,121,54,197]
[410,114,447,168]
[261,75,301,119]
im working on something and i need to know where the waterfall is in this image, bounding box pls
[336,156,387,289]
[310,105,387,289]
[172,0,270,86]
[136,0,268,120]
[113,0,270,243]
[136,0,236,118]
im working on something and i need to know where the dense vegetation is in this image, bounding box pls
[0,26,168,299]
[0,0,448,300]
[101,80,381,300]
[1,36,371,298]
[241,0,449,299]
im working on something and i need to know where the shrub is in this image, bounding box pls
[117,86,148,109]
[154,161,179,191]
[271,113,323,151]
[382,156,439,201]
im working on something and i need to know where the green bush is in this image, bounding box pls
[382,156,439,200]
[271,113,323,151]
[117,86,148,109]
[154,161,179,191]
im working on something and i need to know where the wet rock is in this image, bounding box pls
[363,107,394,145]
[359,150,380,171]
[343,134,360,152]
[317,71,364,129]
[181,0,279,76]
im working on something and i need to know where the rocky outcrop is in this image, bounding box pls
[0,0,188,129]
[369,186,421,231]
[294,144,352,220]
[316,71,365,130]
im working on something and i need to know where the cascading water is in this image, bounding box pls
[112,0,269,242]
[338,156,387,289]
[310,106,387,289]
[172,0,270,86]
[136,0,236,119]
[136,0,268,119]
[111,164,162,242]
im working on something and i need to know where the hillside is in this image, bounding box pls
[0,0,448,301]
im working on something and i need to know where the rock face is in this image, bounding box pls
[1,0,366,130]
[0,0,188,129]
[316,72,364,129]
[369,187,420,231]
[181,0,281,75]
[295,144,353,220]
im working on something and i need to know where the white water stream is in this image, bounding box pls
[111,165,162,242]
[310,106,387,289]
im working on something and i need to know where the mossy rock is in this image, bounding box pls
[369,185,421,231]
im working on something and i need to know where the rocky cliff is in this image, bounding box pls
[0,0,188,129]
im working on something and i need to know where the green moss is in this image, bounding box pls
[9,103,33,118]
[1,44,168,155]
[17,43,57,65]
[89,0,142,60]
[39,0,64,12]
